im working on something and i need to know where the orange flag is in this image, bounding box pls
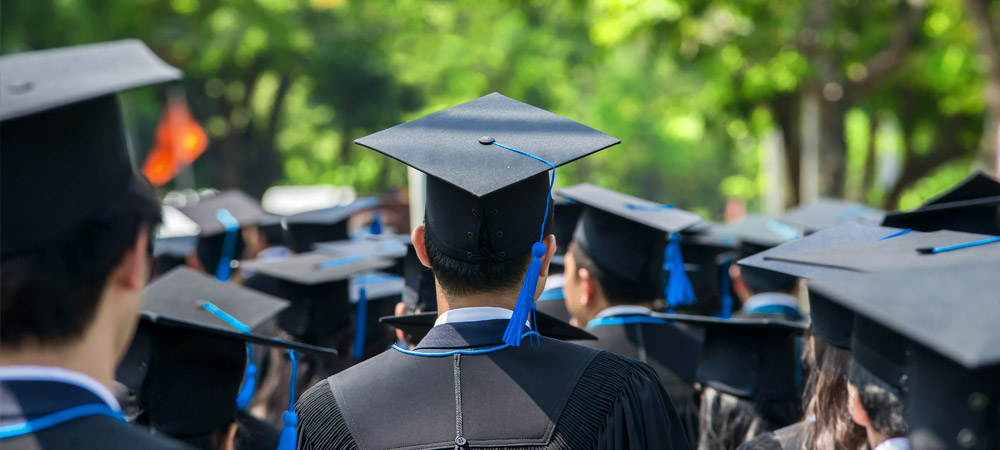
[141,95,209,187]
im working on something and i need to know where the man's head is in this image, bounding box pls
[731,265,800,303]
[562,241,658,324]
[1,176,161,356]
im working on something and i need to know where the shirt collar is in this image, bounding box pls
[0,365,121,411]
[594,304,652,320]
[743,292,800,311]
[873,437,910,450]
[434,306,514,327]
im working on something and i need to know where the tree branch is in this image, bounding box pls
[850,3,924,98]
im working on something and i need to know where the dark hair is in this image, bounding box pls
[423,221,532,297]
[804,333,868,450]
[740,266,799,294]
[848,361,907,438]
[1,176,161,347]
[697,386,800,450]
[568,241,659,303]
[176,421,237,450]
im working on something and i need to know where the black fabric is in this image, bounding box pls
[0,95,133,256]
[807,289,854,349]
[402,247,437,312]
[296,320,690,450]
[424,172,553,263]
[236,410,280,450]
[535,297,571,323]
[579,318,703,446]
[552,197,583,257]
[0,379,191,450]
[851,316,911,390]
[737,421,811,450]
[573,206,667,287]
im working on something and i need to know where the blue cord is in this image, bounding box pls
[316,254,364,269]
[276,350,299,450]
[624,203,674,211]
[214,208,240,282]
[918,236,1000,254]
[0,404,125,439]
[586,315,670,329]
[202,301,256,410]
[352,287,368,361]
[878,229,912,241]
[491,142,555,242]
[714,258,734,319]
[391,331,542,357]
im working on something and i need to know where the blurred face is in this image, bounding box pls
[562,250,589,325]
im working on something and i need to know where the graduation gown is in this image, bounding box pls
[737,420,811,450]
[576,311,704,446]
[0,378,190,450]
[296,319,691,450]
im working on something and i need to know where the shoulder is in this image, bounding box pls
[4,416,192,450]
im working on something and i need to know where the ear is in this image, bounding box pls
[577,266,596,307]
[848,383,871,427]
[411,225,432,269]
[730,264,751,302]
[110,227,151,292]
[538,234,558,278]
[393,301,409,345]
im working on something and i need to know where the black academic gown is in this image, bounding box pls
[576,311,704,446]
[296,319,691,450]
[737,421,811,450]
[0,379,191,450]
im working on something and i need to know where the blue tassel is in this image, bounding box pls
[276,350,299,450]
[714,259,733,319]
[664,233,696,309]
[370,210,383,235]
[214,208,240,282]
[503,242,546,347]
[352,287,368,361]
[235,344,257,409]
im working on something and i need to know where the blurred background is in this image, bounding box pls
[3,0,998,219]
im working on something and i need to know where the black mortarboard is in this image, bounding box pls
[665,314,807,401]
[152,235,197,276]
[178,190,266,281]
[355,93,620,346]
[551,193,584,265]
[1,40,181,256]
[777,198,884,234]
[707,214,803,256]
[240,251,392,343]
[738,223,909,280]
[256,213,289,248]
[767,229,1000,273]
[557,183,702,296]
[117,268,335,438]
[349,271,404,360]
[881,171,1000,235]
[402,246,437,313]
[379,309,598,343]
[314,234,409,276]
[808,263,1000,450]
[284,197,379,253]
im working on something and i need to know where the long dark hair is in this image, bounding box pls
[803,332,867,450]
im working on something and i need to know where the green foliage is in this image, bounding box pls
[0,0,989,215]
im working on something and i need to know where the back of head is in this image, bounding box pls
[568,241,661,303]
[739,266,799,295]
[805,334,868,450]
[697,386,769,450]
[1,176,161,346]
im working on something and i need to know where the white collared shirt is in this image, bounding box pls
[0,365,121,411]
[742,292,800,311]
[873,437,910,450]
[434,306,515,327]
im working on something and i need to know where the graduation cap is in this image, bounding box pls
[314,234,410,276]
[706,214,803,257]
[355,92,620,346]
[673,230,741,316]
[738,223,910,280]
[284,197,380,253]
[557,183,703,306]
[765,229,1000,273]
[551,193,584,266]
[178,190,267,281]
[882,171,1000,236]
[1,40,181,256]
[117,268,335,448]
[777,198,884,234]
[808,263,1000,449]
[240,251,393,344]
[152,235,197,276]
[256,213,290,248]
[380,309,598,344]
[349,272,404,360]
[664,314,807,402]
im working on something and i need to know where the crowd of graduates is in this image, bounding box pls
[1,40,999,450]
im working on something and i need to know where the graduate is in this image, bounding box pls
[0,40,189,450]
[555,182,704,444]
[177,189,268,281]
[295,93,691,449]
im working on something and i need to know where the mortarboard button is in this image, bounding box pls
[478,136,495,145]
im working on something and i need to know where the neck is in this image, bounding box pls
[436,285,519,314]
[0,329,119,389]
[866,426,894,449]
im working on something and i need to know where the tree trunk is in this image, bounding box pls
[818,97,849,197]
[860,116,880,200]
[773,92,802,207]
